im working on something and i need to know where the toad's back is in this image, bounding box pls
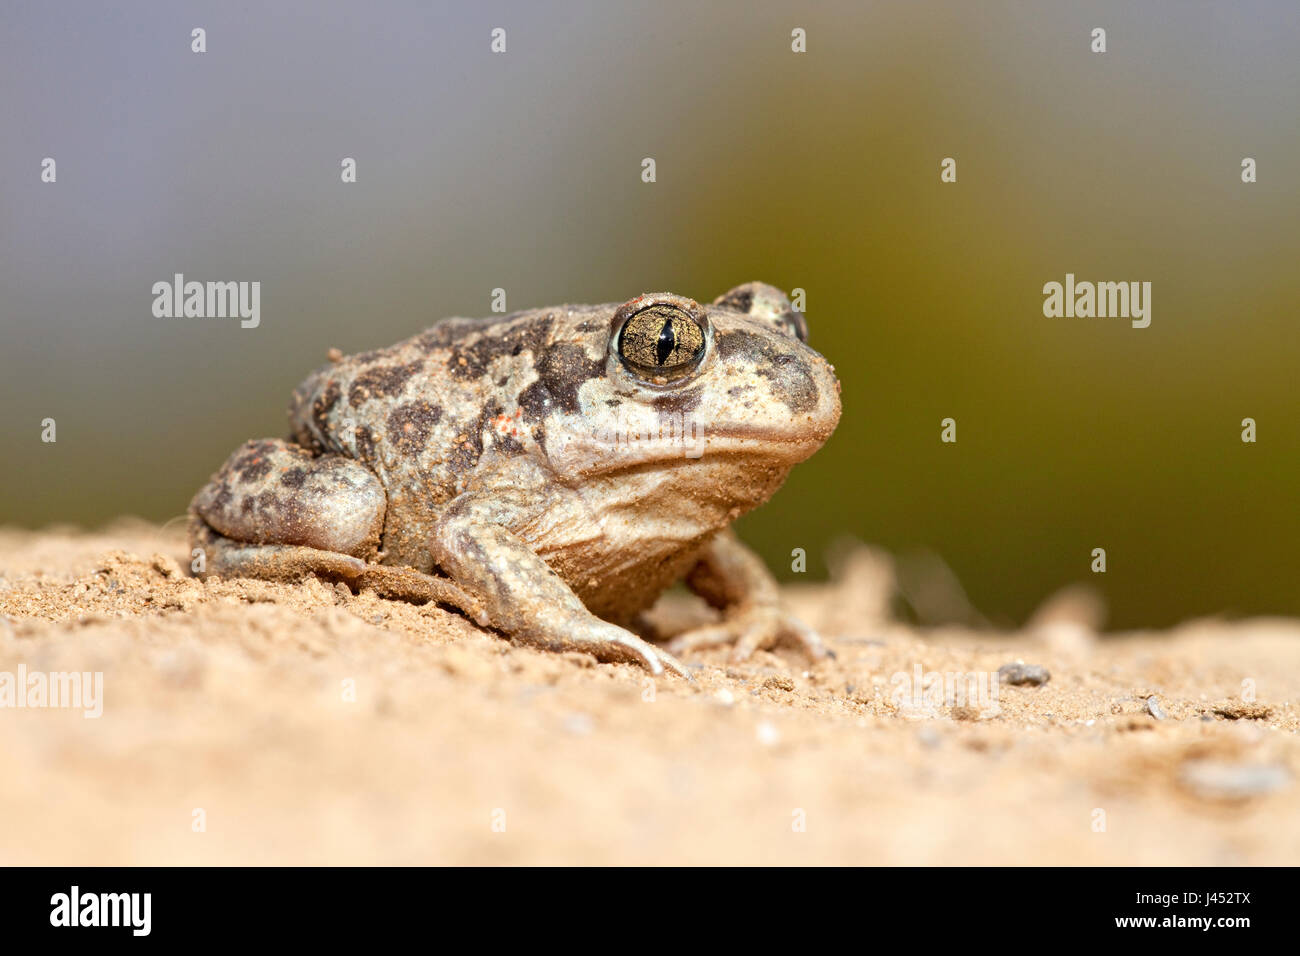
[286,306,609,568]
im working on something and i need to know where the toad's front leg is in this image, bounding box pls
[667,529,830,663]
[432,493,691,678]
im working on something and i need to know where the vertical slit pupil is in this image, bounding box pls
[655,319,676,365]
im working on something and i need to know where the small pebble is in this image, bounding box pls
[713,688,736,706]
[998,662,1051,686]
[1146,696,1168,720]
[762,675,795,692]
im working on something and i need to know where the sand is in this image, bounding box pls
[0,520,1296,865]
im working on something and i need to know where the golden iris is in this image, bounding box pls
[617,305,706,380]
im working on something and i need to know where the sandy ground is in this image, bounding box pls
[0,520,1296,866]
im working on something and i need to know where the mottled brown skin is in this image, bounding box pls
[189,283,841,676]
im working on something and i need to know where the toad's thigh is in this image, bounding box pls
[190,438,385,559]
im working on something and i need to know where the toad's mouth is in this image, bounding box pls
[546,421,832,480]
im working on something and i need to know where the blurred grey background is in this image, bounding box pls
[3,0,1299,629]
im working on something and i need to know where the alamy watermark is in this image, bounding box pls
[0,665,103,718]
[586,407,706,459]
[1043,273,1151,328]
[152,273,260,328]
[50,886,150,936]
[891,663,1001,716]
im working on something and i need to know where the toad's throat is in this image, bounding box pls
[571,455,798,536]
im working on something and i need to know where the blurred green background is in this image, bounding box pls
[3,1,1299,629]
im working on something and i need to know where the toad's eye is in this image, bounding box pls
[616,304,707,381]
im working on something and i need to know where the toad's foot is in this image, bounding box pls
[537,618,692,678]
[666,603,829,663]
[672,528,831,663]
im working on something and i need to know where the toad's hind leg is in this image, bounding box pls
[190,520,486,622]
[191,438,387,559]
[188,439,485,622]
